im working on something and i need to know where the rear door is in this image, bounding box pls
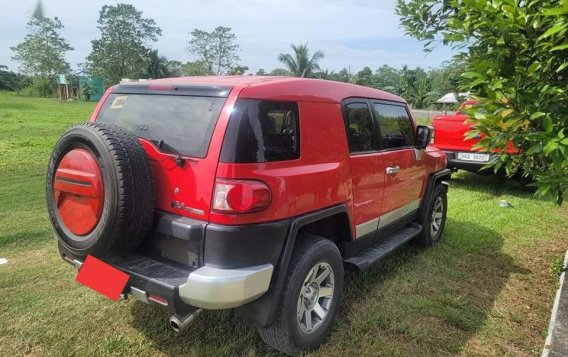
[342,100,385,240]
[371,102,426,227]
[94,87,229,221]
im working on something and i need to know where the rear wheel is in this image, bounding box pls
[46,122,155,258]
[258,235,344,356]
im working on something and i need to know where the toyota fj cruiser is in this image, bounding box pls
[46,76,450,355]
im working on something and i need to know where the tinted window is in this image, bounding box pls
[220,100,299,163]
[97,94,225,158]
[373,103,414,149]
[344,102,376,153]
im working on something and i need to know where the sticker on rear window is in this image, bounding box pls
[110,95,128,109]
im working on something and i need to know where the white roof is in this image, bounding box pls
[435,92,470,104]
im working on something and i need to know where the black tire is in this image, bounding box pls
[46,122,155,259]
[413,184,447,246]
[258,234,344,356]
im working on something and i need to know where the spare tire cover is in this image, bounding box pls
[46,122,155,258]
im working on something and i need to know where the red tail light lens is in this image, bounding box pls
[213,179,272,213]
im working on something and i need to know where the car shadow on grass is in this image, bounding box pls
[129,218,526,356]
[450,171,536,198]
[331,218,528,356]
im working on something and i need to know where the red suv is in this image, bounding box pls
[46,76,450,355]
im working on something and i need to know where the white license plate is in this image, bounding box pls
[457,152,490,162]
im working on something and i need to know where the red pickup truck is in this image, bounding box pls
[431,100,517,173]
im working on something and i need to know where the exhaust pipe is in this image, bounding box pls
[169,309,203,333]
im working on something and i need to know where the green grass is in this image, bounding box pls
[0,91,566,356]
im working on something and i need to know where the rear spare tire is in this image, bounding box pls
[46,122,154,259]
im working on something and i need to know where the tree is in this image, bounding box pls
[375,65,401,93]
[255,68,266,76]
[80,82,93,101]
[187,26,240,75]
[229,65,249,75]
[11,16,73,77]
[397,0,568,204]
[145,49,169,79]
[0,65,28,91]
[183,60,211,76]
[166,60,184,77]
[354,66,375,87]
[336,67,352,83]
[269,68,291,76]
[86,4,161,85]
[428,57,468,100]
[277,43,324,78]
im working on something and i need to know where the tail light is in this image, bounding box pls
[430,128,436,144]
[212,179,272,213]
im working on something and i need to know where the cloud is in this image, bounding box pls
[0,0,455,73]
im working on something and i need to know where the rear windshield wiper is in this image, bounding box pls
[148,139,181,155]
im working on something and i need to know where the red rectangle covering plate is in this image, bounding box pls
[76,255,129,301]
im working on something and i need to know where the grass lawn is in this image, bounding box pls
[0,91,566,356]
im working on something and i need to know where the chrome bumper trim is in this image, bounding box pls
[179,264,273,309]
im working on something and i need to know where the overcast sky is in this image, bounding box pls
[0,0,456,74]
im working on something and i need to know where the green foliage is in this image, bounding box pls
[278,43,324,78]
[79,82,93,101]
[317,68,351,83]
[10,16,73,77]
[0,65,29,91]
[269,68,291,76]
[145,49,169,79]
[550,254,564,278]
[187,27,241,75]
[228,65,249,75]
[354,66,375,86]
[19,76,54,97]
[397,0,568,204]
[183,60,211,76]
[375,65,401,92]
[165,60,184,77]
[315,61,464,109]
[86,4,162,86]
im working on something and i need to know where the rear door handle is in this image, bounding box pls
[386,166,400,175]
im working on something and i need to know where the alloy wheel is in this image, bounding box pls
[296,262,335,334]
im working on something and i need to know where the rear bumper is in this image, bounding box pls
[62,252,274,312]
[59,212,287,314]
[59,212,288,314]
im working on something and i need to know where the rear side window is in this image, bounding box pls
[96,94,225,158]
[343,102,376,153]
[372,103,414,149]
[220,100,299,163]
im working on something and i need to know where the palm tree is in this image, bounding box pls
[145,49,169,79]
[277,43,324,78]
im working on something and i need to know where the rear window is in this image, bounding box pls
[220,100,300,163]
[344,102,376,153]
[96,94,226,158]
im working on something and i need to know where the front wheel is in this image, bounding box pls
[258,234,344,356]
[413,184,448,246]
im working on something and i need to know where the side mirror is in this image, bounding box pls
[415,125,432,150]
